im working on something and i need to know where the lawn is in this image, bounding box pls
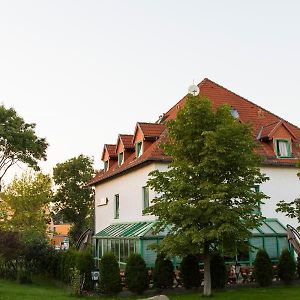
[1,279,300,300]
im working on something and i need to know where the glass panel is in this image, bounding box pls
[278,237,289,254]
[115,239,120,262]
[250,237,263,259]
[111,239,115,254]
[104,160,108,171]
[124,240,129,259]
[103,239,108,255]
[264,237,278,259]
[129,240,135,255]
[266,221,287,234]
[258,222,275,234]
[136,142,143,157]
[120,239,124,263]
[143,240,157,267]
[118,152,124,165]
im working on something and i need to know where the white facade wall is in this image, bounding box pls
[94,163,300,233]
[94,162,168,233]
[260,166,300,229]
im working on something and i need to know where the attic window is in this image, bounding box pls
[136,141,143,158]
[104,160,109,172]
[275,139,291,158]
[118,152,124,166]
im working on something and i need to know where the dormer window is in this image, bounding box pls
[118,152,124,166]
[275,139,291,158]
[136,141,143,158]
[104,160,109,172]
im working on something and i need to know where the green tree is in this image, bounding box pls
[53,155,94,243]
[278,249,296,284]
[1,172,52,233]
[0,105,48,191]
[253,249,273,287]
[152,253,174,289]
[146,95,268,296]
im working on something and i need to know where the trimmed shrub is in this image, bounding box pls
[99,252,122,294]
[278,249,296,284]
[153,253,174,289]
[180,254,201,289]
[125,253,148,294]
[210,252,227,289]
[253,249,273,287]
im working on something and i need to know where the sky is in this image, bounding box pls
[1,0,300,184]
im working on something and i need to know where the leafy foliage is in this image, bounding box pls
[0,172,52,233]
[278,249,296,284]
[152,253,174,288]
[253,249,273,287]
[180,254,201,289]
[146,95,268,295]
[99,252,121,294]
[0,104,48,190]
[297,255,300,279]
[53,155,94,243]
[210,252,227,289]
[125,253,148,294]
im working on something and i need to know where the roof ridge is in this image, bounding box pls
[205,78,300,132]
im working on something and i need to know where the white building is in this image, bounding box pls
[89,78,300,267]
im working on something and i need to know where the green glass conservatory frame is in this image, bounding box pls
[93,219,291,268]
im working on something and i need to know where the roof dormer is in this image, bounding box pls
[132,122,166,159]
[101,144,117,171]
[116,134,134,166]
[257,120,296,158]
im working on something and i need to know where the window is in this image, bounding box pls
[142,186,149,212]
[114,194,119,219]
[118,152,124,166]
[275,139,291,158]
[104,160,109,172]
[251,185,261,215]
[136,141,143,158]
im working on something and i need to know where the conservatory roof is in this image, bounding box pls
[94,222,156,238]
[250,219,287,236]
[94,219,287,240]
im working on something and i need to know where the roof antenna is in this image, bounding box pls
[188,79,199,96]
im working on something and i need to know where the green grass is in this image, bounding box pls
[0,279,300,300]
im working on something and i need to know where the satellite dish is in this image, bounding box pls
[188,84,200,96]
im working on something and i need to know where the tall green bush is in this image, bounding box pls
[278,249,296,284]
[180,255,201,289]
[253,249,273,287]
[153,253,174,289]
[210,252,227,289]
[99,252,122,294]
[125,254,148,294]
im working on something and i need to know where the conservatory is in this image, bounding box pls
[93,219,291,268]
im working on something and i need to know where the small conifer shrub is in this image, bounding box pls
[125,253,148,294]
[278,249,296,284]
[180,254,201,289]
[99,252,122,294]
[153,253,174,288]
[253,249,273,287]
[210,252,227,289]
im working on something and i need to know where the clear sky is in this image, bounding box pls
[1,0,300,183]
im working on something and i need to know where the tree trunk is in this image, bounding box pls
[203,254,211,296]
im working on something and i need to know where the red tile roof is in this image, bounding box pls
[101,144,117,160]
[118,134,134,149]
[90,78,300,186]
[137,122,166,139]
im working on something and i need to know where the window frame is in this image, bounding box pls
[142,186,150,213]
[114,194,120,219]
[118,152,124,166]
[274,138,291,158]
[104,160,109,172]
[136,141,143,158]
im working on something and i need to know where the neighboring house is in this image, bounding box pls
[89,78,300,268]
[48,222,71,250]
